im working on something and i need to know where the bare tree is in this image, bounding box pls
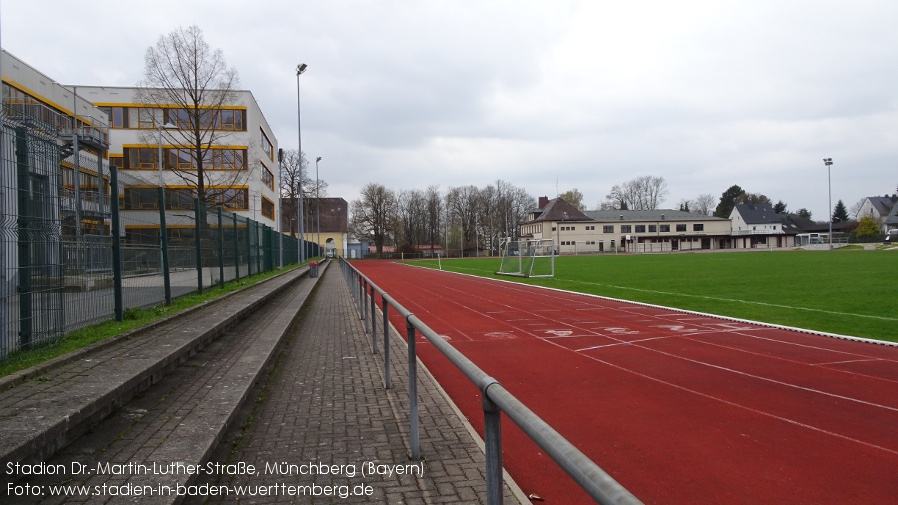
[692,193,716,216]
[604,175,668,210]
[349,183,397,254]
[558,188,586,210]
[278,149,316,237]
[396,188,427,251]
[446,185,481,254]
[425,185,443,253]
[849,197,867,219]
[135,25,244,206]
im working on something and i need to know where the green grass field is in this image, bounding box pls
[406,249,898,343]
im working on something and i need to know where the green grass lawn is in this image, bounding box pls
[406,250,898,343]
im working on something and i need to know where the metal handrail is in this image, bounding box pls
[339,258,643,505]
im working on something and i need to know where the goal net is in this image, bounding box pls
[496,239,555,278]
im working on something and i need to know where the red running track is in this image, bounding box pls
[354,260,898,505]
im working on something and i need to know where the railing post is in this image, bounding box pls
[370,285,378,354]
[406,315,421,460]
[357,275,364,315]
[382,297,391,389]
[480,377,503,505]
[362,279,369,330]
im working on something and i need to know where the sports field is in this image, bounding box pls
[409,249,898,343]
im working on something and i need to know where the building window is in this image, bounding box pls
[603,225,614,233]
[260,129,274,161]
[660,224,670,232]
[125,147,159,169]
[621,225,632,233]
[261,196,275,219]
[261,166,274,190]
[137,108,156,129]
[124,187,161,210]
[217,109,246,130]
[693,223,704,232]
[635,225,646,233]
[676,224,687,232]
[99,106,129,128]
[649,225,657,232]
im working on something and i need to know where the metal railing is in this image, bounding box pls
[339,258,643,505]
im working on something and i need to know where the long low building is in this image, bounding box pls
[520,197,733,253]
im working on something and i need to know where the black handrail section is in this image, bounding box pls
[339,258,643,505]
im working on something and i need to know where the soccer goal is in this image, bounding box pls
[496,239,555,278]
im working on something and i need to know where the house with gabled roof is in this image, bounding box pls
[729,203,786,249]
[857,195,898,233]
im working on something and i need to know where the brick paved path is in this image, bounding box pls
[194,267,524,504]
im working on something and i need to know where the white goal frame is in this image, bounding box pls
[496,239,555,278]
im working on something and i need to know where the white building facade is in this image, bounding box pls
[520,197,733,253]
[77,86,279,244]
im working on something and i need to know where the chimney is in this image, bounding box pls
[538,196,549,208]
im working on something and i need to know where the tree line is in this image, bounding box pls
[349,181,535,255]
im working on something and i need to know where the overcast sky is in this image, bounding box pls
[3,0,896,219]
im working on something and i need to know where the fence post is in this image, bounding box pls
[370,284,378,354]
[480,377,503,505]
[382,297,391,389]
[254,221,265,274]
[194,198,203,294]
[14,128,33,344]
[233,213,240,281]
[109,161,123,321]
[246,219,253,276]
[158,187,171,304]
[406,315,421,460]
[217,206,225,288]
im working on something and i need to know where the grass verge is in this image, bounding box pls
[0,265,301,378]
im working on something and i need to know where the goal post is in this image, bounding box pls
[496,239,555,278]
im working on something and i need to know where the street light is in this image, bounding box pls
[296,63,308,263]
[823,157,833,249]
[316,156,322,257]
[277,148,284,268]
[157,121,176,305]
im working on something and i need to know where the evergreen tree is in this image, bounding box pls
[774,200,788,214]
[832,200,849,223]
[713,185,745,218]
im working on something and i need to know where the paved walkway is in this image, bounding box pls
[1,263,525,504]
[193,265,525,504]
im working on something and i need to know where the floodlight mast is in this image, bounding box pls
[296,63,308,262]
[824,158,833,249]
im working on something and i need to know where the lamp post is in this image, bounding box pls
[316,156,322,257]
[277,148,284,268]
[823,157,833,249]
[296,63,308,263]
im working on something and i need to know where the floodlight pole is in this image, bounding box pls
[824,158,833,249]
[296,63,308,263]
[316,156,322,256]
